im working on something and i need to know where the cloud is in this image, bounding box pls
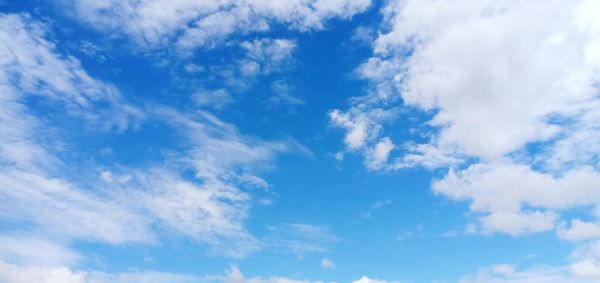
[267,80,305,107]
[0,13,152,245]
[0,236,80,267]
[361,200,392,219]
[334,0,600,165]
[213,265,320,283]
[459,263,599,283]
[559,220,600,241]
[64,0,372,50]
[0,13,144,131]
[456,240,600,282]
[433,163,600,235]
[190,38,297,98]
[0,170,155,244]
[240,39,297,76]
[320,258,335,269]
[264,223,339,254]
[0,262,199,283]
[193,89,234,109]
[331,0,600,237]
[0,12,308,261]
[365,137,395,170]
[352,276,389,283]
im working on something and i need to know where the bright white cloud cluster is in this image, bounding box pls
[331,0,600,236]
[65,0,371,50]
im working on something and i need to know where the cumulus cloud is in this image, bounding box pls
[331,0,600,237]
[433,163,600,235]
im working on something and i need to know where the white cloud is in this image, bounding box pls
[214,265,319,283]
[0,236,79,267]
[460,258,600,283]
[459,265,574,283]
[264,223,338,254]
[241,39,296,73]
[330,109,370,150]
[320,258,335,269]
[0,169,155,244]
[0,13,153,245]
[352,276,389,283]
[0,13,307,261]
[198,38,297,95]
[65,0,372,50]
[433,163,600,235]
[0,262,199,283]
[570,259,600,279]
[0,14,144,131]
[0,262,87,283]
[559,220,600,241]
[267,80,304,107]
[332,0,600,238]
[193,89,234,109]
[365,137,395,170]
[334,0,600,164]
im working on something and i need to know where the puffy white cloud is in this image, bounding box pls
[330,109,371,150]
[64,0,372,50]
[433,163,600,235]
[331,0,600,237]
[559,220,600,241]
[365,137,395,170]
[334,0,600,163]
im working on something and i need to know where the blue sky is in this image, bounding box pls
[1,0,600,282]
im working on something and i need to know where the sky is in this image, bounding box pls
[1,0,600,282]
